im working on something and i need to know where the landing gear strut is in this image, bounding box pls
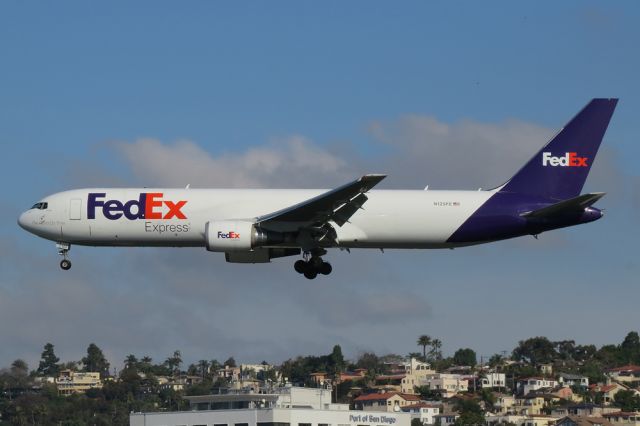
[294,249,332,279]
[57,242,71,270]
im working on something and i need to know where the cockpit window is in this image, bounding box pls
[30,202,48,210]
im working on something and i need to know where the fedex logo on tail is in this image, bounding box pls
[542,152,588,167]
[88,193,187,220]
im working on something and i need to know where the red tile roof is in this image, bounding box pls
[599,384,618,393]
[607,365,640,373]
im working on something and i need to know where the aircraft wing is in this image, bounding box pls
[521,192,605,218]
[256,174,386,230]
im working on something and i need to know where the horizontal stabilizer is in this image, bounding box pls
[521,192,605,218]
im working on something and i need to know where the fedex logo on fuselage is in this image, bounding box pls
[542,152,588,167]
[87,193,187,220]
[217,231,240,239]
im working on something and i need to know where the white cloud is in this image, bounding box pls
[113,136,351,189]
[368,115,555,189]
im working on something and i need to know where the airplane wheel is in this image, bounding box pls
[60,259,72,270]
[303,269,318,280]
[310,256,324,269]
[319,262,332,275]
[294,260,307,274]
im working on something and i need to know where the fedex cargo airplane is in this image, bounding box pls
[18,99,617,279]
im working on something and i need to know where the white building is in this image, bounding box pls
[401,358,435,394]
[517,377,558,396]
[557,373,589,388]
[130,386,411,426]
[418,374,468,398]
[401,403,440,425]
[480,373,507,389]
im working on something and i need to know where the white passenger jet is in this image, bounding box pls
[18,99,617,278]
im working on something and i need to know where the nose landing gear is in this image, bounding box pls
[294,249,332,279]
[57,242,72,270]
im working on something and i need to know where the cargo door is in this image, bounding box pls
[69,199,82,220]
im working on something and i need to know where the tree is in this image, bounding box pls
[453,348,477,367]
[82,343,110,378]
[11,359,28,376]
[512,337,557,365]
[415,385,443,401]
[454,398,485,426]
[10,359,30,389]
[430,339,443,361]
[139,356,153,374]
[198,360,210,380]
[417,335,432,361]
[554,340,576,361]
[224,357,236,368]
[621,332,640,363]
[355,352,382,374]
[411,418,424,426]
[330,345,346,375]
[614,390,640,411]
[165,350,183,375]
[488,354,504,369]
[124,354,139,370]
[37,343,60,377]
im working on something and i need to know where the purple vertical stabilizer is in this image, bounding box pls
[448,99,618,244]
[499,98,617,200]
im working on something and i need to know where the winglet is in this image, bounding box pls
[358,174,387,192]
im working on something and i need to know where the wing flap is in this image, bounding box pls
[521,192,605,218]
[256,174,386,228]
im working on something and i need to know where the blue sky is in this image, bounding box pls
[1,2,639,370]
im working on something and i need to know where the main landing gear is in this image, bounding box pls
[57,242,71,270]
[294,249,332,279]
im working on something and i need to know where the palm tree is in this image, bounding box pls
[430,339,443,361]
[417,335,432,361]
[124,354,138,370]
[198,360,210,380]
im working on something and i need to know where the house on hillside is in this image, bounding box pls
[354,392,421,412]
[518,377,559,396]
[56,370,102,395]
[493,394,516,414]
[551,404,620,418]
[401,402,441,425]
[481,373,507,389]
[417,374,469,398]
[602,411,640,426]
[401,358,435,394]
[558,373,590,389]
[556,415,614,426]
[606,366,640,384]
[590,383,634,405]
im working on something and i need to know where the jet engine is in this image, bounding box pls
[205,220,283,252]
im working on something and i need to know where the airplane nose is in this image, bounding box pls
[17,211,29,230]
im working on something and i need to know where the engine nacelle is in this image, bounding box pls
[205,220,283,252]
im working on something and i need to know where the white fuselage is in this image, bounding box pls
[18,188,495,249]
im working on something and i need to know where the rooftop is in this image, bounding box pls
[355,392,421,402]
